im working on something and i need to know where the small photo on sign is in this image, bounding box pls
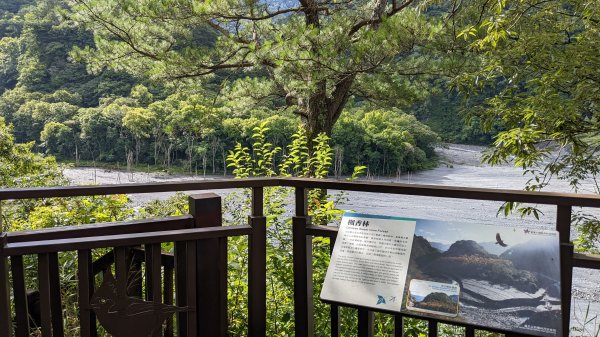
[407,279,460,317]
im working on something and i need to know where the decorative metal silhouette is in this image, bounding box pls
[495,233,508,247]
[90,271,188,337]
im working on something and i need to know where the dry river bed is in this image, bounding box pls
[63,144,600,333]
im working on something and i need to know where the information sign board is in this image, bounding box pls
[320,213,561,337]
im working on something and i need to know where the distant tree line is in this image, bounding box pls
[0,82,440,176]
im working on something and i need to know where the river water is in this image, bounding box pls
[63,144,600,333]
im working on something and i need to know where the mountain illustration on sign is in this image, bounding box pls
[410,291,459,315]
[377,295,386,305]
[495,233,507,247]
[405,226,561,336]
[90,270,189,337]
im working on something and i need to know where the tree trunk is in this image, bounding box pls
[301,74,356,140]
[211,138,219,174]
[154,135,159,166]
[135,139,140,165]
[187,136,194,174]
[166,144,173,169]
[298,1,356,141]
[222,147,227,176]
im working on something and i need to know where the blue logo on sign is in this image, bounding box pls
[376,295,386,305]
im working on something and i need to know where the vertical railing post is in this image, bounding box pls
[175,240,189,337]
[189,193,227,336]
[393,315,403,337]
[12,255,30,337]
[293,187,314,337]
[163,263,175,337]
[330,234,340,337]
[185,241,198,337]
[38,253,52,337]
[427,320,438,337]
[48,252,64,337]
[0,230,11,337]
[249,187,267,337]
[145,243,162,337]
[357,309,374,337]
[77,249,97,337]
[556,205,573,337]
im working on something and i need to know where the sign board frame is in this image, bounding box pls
[320,213,562,337]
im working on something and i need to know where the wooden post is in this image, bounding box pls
[427,319,438,337]
[393,315,403,337]
[330,236,340,337]
[0,231,11,337]
[357,309,374,337]
[189,193,227,336]
[248,187,267,337]
[175,240,188,337]
[38,253,52,337]
[556,205,573,337]
[293,187,314,337]
[12,255,30,337]
[77,249,97,337]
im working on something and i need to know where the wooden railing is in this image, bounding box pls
[0,177,599,337]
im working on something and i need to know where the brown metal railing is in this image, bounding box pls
[0,177,599,337]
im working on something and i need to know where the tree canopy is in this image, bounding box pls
[0,0,445,176]
[456,0,600,248]
[458,0,599,189]
[67,0,461,138]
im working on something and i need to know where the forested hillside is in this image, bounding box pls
[0,0,494,177]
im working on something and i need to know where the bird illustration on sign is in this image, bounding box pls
[495,233,508,247]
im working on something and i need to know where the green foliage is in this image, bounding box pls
[333,108,439,176]
[66,0,457,137]
[279,128,311,177]
[250,122,281,177]
[455,0,600,252]
[0,0,446,178]
[7,194,131,231]
[223,124,438,336]
[0,116,62,188]
[13,99,79,142]
[0,111,133,336]
[5,0,136,101]
[0,36,20,89]
[9,0,600,335]
[142,192,189,217]
[40,121,75,157]
[412,85,501,144]
[224,124,365,335]
[0,111,132,231]
[573,213,600,254]
[0,115,433,336]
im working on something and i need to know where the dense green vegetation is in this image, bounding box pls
[0,114,438,337]
[1,0,600,336]
[67,0,450,140]
[0,0,466,177]
[456,0,600,250]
